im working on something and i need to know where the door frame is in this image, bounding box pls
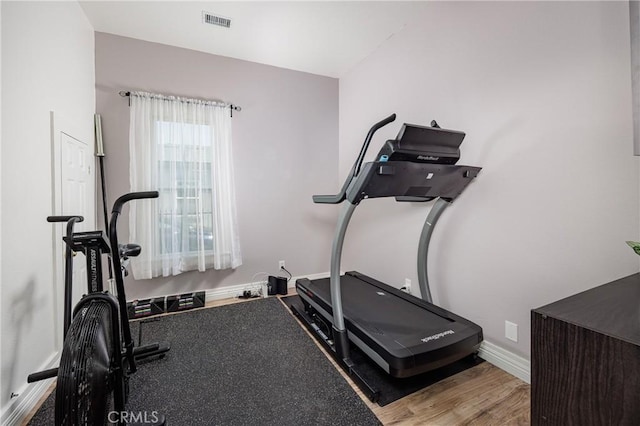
[50,111,95,349]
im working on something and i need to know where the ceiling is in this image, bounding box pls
[79,1,429,78]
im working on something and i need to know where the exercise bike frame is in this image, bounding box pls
[108,191,162,374]
[28,191,166,425]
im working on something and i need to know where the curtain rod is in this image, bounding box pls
[119,90,242,116]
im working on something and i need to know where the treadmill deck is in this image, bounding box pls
[296,271,483,378]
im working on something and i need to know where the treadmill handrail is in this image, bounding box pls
[353,113,396,178]
[312,114,396,205]
[312,168,352,204]
[312,194,345,204]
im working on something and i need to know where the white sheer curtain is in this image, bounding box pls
[128,91,242,279]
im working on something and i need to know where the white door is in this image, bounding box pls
[61,132,91,297]
[51,112,95,348]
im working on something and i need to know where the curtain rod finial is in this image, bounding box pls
[119,90,130,97]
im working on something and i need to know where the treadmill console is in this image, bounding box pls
[376,123,465,165]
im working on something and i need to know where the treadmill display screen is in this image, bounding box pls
[396,124,465,153]
[375,123,465,165]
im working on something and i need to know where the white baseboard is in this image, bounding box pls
[205,272,330,301]
[477,340,530,384]
[1,352,59,426]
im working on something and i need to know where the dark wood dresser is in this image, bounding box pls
[531,273,640,425]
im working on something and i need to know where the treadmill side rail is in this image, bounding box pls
[289,300,380,403]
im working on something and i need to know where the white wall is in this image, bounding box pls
[1,1,95,419]
[339,1,639,359]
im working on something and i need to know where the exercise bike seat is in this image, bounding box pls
[120,243,141,258]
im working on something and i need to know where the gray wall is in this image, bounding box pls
[95,33,339,299]
[339,1,639,359]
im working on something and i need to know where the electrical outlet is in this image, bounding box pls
[505,321,518,342]
[279,260,285,269]
[401,278,411,294]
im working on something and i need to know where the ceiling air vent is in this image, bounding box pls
[203,11,231,28]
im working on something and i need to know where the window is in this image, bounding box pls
[157,121,214,255]
[128,92,242,279]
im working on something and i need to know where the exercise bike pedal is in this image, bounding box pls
[27,367,58,383]
[133,341,171,361]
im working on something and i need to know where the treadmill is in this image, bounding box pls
[291,114,483,402]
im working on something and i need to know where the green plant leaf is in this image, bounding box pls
[626,241,640,256]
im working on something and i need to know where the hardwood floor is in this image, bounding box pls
[371,362,530,425]
[24,293,531,425]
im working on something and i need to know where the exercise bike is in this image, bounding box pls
[28,191,170,425]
